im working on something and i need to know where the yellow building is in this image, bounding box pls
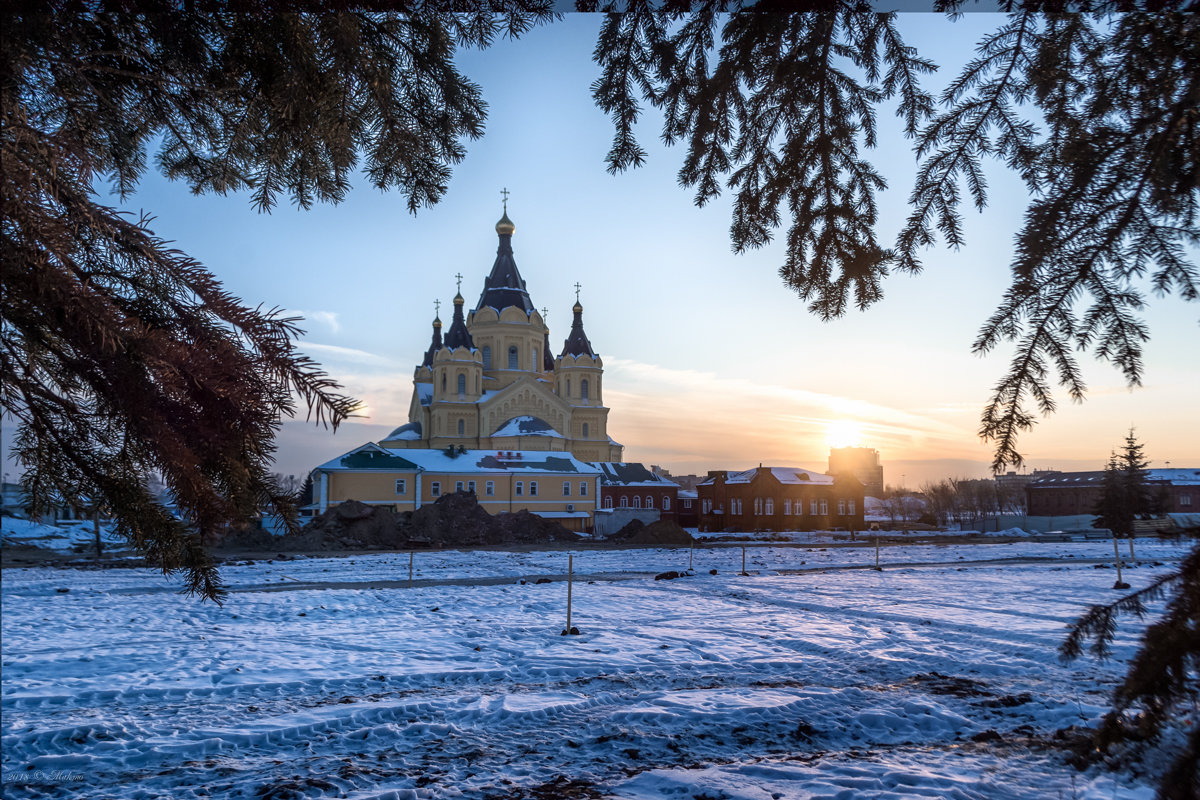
[309,206,623,531]
[311,444,601,532]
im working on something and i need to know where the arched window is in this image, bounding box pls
[508,346,518,369]
[441,373,446,392]
[632,496,641,509]
[604,496,613,509]
[566,378,571,396]
[532,348,538,369]
[482,346,492,369]
[619,496,628,508]
[754,497,763,515]
[581,379,589,401]
[765,497,774,515]
[663,496,670,511]
[645,495,653,509]
[457,374,466,395]
[457,419,465,436]
[582,423,589,439]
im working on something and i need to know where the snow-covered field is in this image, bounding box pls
[2,537,1191,799]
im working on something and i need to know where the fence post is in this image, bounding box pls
[741,545,747,575]
[408,551,414,588]
[1112,535,1128,588]
[565,553,575,634]
[689,539,694,571]
[1128,534,1136,562]
[875,536,881,571]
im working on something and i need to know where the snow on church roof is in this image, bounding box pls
[382,421,422,441]
[491,416,563,438]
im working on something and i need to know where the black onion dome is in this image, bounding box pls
[560,300,596,358]
[476,213,535,315]
[420,316,443,367]
[443,293,474,349]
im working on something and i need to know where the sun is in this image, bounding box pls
[825,420,862,450]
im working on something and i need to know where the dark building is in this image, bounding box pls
[592,462,680,521]
[827,447,884,498]
[1026,468,1199,517]
[697,466,865,532]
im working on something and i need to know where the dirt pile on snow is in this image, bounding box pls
[404,491,498,546]
[609,519,694,546]
[220,493,580,552]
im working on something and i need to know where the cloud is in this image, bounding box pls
[300,342,398,367]
[602,357,991,472]
[290,310,341,334]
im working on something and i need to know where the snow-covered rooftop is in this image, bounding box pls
[590,462,679,487]
[725,467,834,486]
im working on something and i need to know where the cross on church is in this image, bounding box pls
[541,306,549,321]
[434,299,441,316]
[574,282,582,302]
[455,272,464,292]
[500,187,510,211]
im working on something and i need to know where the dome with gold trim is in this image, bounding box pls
[495,211,515,236]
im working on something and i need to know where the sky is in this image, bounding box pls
[8,13,1196,489]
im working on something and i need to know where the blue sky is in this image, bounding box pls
[9,13,1194,488]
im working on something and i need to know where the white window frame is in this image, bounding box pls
[395,479,406,495]
[529,481,538,497]
[838,499,846,515]
[431,482,441,498]
[810,499,818,515]
[663,496,670,511]
[765,497,774,515]
[580,482,588,496]
[456,481,464,493]
[515,481,524,497]
[486,481,495,496]
[468,481,476,494]
[820,499,829,515]
[563,481,571,496]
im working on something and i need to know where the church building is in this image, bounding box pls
[379,206,622,462]
[309,205,624,531]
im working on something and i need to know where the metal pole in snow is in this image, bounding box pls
[408,551,414,587]
[689,539,694,570]
[1128,535,1136,562]
[875,536,881,570]
[566,553,574,632]
[1112,535,1124,585]
[742,545,746,575]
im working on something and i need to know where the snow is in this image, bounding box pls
[1,517,126,553]
[725,467,834,486]
[2,537,1192,799]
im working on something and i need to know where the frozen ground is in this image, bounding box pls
[2,537,1191,799]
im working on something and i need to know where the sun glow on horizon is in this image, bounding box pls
[825,420,863,450]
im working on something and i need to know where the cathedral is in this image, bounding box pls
[308,205,624,530]
[378,206,623,462]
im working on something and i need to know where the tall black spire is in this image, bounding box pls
[560,298,596,358]
[443,291,474,349]
[475,204,535,314]
[420,312,443,367]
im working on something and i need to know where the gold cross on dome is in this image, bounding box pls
[541,306,549,321]
[500,187,510,211]
[455,272,464,292]
[574,282,582,302]
[433,299,441,316]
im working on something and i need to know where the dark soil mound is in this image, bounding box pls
[286,500,405,550]
[405,491,499,547]
[219,492,580,552]
[609,519,694,546]
[493,509,580,544]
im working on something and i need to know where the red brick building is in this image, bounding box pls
[677,490,699,528]
[697,466,865,532]
[592,462,680,522]
[1026,468,1199,516]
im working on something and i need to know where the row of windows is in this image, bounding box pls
[397,479,590,498]
[602,495,671,510]
[699,498,856,515]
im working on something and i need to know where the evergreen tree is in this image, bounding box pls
[1093,453,1132,538]
[1,3,552,599]
[297,475,314,507]
[587,2,1198,471]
